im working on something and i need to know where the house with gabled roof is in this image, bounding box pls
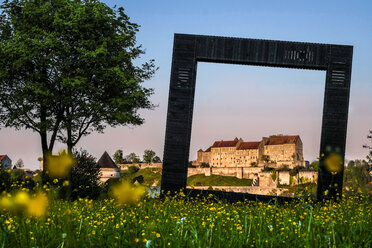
[97,151,120,183]
[0,155,12,170]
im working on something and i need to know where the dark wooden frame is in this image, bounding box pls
[161,34,353,201]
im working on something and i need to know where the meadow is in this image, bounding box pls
[1,191,371,248]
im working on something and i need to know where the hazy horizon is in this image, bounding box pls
[1,0,371,170]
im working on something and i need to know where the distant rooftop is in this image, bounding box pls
[97,151,119,170]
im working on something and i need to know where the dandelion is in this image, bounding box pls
[14,191,30,206]
[46,151,76,178]
[111,181,146,205]
[156,233,161,238]
[26,193,48,218]
[0,191,48,218]
[324,153,343,173]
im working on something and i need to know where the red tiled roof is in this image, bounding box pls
[0,155,6,161]
[198,149,203,152]
[205,146,212,152]
[265,135,299,145]
[237,142,261,150]
[211,138,240,148]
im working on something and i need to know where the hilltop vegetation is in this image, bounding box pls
[187,174,253,187]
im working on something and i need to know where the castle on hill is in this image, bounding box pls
[196,134,305,169]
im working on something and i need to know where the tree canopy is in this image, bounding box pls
[112,149,124,164]
[143,149,156,163]
[0,0,156,170]
[125,152,140,164]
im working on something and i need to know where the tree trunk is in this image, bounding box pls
[66,106,73,200]
[40,106,51,185]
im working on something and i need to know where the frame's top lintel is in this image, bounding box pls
[174,33,353,50]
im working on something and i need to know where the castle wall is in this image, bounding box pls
[298,171,318,183]
[186,186,290,196]
[118,163,163,170]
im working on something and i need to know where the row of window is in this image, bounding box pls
[213,156,257,160]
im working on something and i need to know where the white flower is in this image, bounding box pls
[146,240,152,248]
[268,225,273,229]
[177,217,186,224]
[298,221,302,227]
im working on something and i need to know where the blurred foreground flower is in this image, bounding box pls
[0,191,48,218]
[324,153,343,173]
[46,151,76,178]
[111,181,146,205]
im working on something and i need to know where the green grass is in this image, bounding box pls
[120,168,253,188]
[121,168,162,187]
[187,174,253,187]
[0,194,371,247]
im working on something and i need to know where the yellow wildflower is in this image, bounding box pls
[324,153,343,173]
[111,181,146,205]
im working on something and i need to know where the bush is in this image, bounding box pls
[60,150,102,200]
[200,162,209,168]
[132,175,144,184]
[263,166,274,172]
[102,177,121,196]
[277,164,290,171]
[127,165,140,174]
[0,169,11,192]
[10,169,26,182]
[271,172,277,182]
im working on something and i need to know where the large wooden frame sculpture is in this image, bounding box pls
[161,34,353,201]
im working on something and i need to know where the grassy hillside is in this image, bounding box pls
[120,168,253,187]
[120,167,162,187]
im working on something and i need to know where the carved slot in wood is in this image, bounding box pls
[284,49,313,62]
[331,70,345,85]
[175,68,191,88]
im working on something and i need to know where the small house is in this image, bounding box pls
[97,151,120,183]
[0,155,12,170]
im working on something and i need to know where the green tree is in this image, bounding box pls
[126,152,140,164]
[347,160,355,168]
[0,0,156,182]
[112,149,124,164]
[363,130,372,173]
[14,158,24,169]
[152,156,161,163]
[309,161,319,171]
[143,150,156,163]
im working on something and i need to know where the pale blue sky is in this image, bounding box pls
[1,0,371,169]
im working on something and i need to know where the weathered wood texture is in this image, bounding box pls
[161,34,353,201]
